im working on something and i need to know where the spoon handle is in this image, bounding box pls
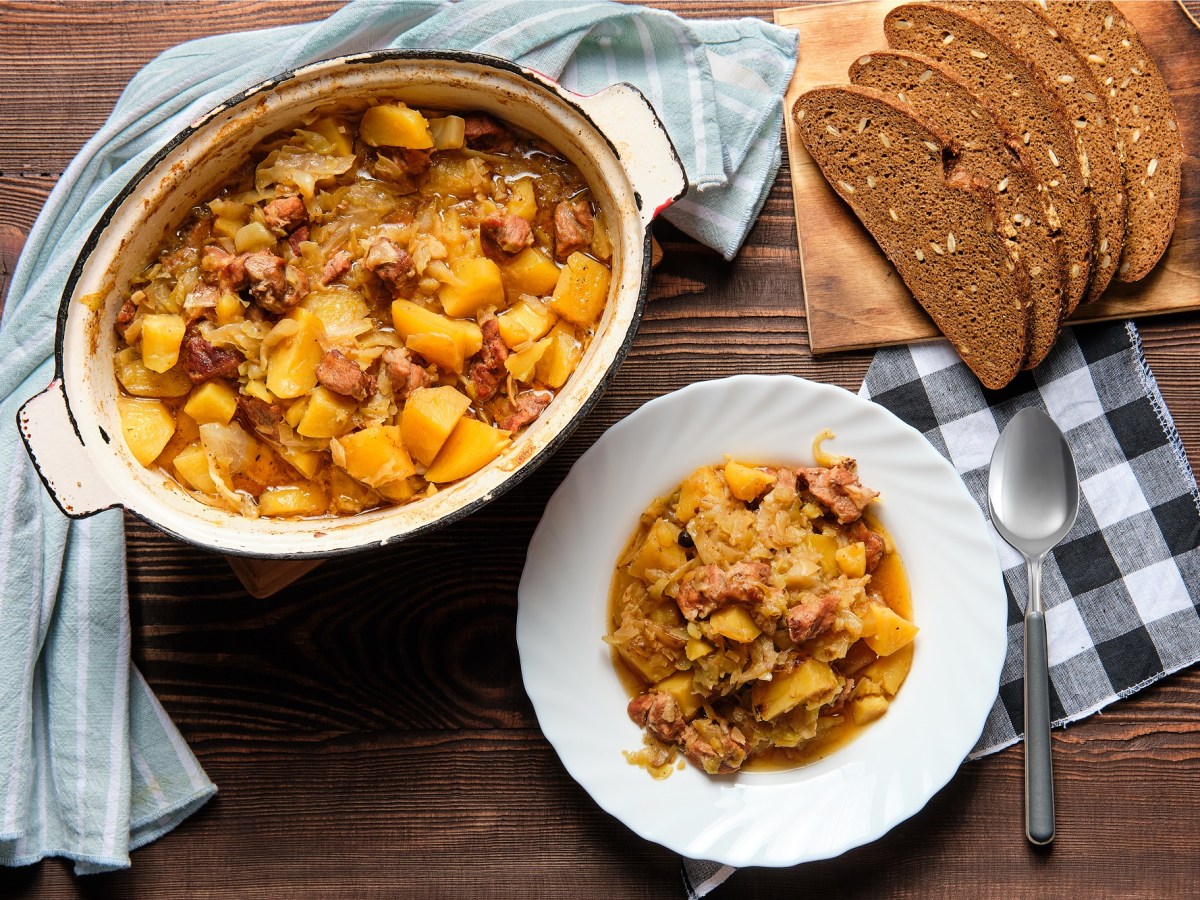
[1025,601,1055,845]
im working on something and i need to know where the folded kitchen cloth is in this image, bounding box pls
[0,0,797,876]
[684,321,1200,898]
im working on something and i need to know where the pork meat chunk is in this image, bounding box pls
[201,246,248,294]
[675,561,771,622]
[382,347,432,401]
[553,199,593,260]
[320,249,353,286]
[797,462,879,524]
[785,593,840,643]
[627,691,688,743]
[463,113,514,151]
[180,324,242,384]
[316,349,375,401]
[845,519,885,573]
[496,390,552,432]
[236,394,285,440]
[115,298,137,338]
[262,196,307,235]
[469,317,508,403]
[244,250,307,314]
[363,237,416,296]
[480,214,534,259]
[681,719,749,775]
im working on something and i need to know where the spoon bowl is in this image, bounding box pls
[989,409,1080,558]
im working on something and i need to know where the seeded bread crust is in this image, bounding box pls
[1026,0,1182,282]
[939,0,1125,303]
[793,84,1031,389]
[850,50,1068,369]
[885,2,1095,316]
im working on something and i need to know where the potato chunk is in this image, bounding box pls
[850,694,890,725]
[426,157,478,198]
[860,644,913,696]
[302,286,369,331]
[359,103,433,149]
[439,256,505,318]
[118,397,176,466]
[391,299,483,374]
[533,321,582,389]
[504,337,551,383]
[424,417,510,483]
[496,296,556,348]
[653,671,703,719]
[278,446,322,480]
[627,518,688,581]
[507,177,537,221]
[501,247,560,299]
[752,658,840,721]
[807,532,840,576]
[183,380,238,426]
[215,292,245,325]
[172,441,216,493]
[401,385,472,467]
[140,314,187,373]
[234,221,275,254]
[259,484,329,518]
[265,307,325,399]
[296,386,357,439]
[308,116,354,155]
[114,347,191,398]
[674,465,725,524]
[332,425,416,489]
[709,606,762,643]
[835,542,866,578]
[724,461,775,502]
[862,604,919,658]
[548,251,611,326]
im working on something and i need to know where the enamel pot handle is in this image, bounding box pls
[18,380,120,519]
[574,83,688,228]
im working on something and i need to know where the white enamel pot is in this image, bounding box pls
[18,50,686,558]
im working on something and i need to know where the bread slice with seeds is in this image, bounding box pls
[1025,0,1182,282]
[935,0,1125,303]
[885,2,1095,315]
[793,84,1031,389]
[849,50,1068,368]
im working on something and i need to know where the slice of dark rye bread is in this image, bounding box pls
[938,1,1126,304]
[850,51,1068,369]
[1026,0,1183,282]
[885,3,1095,316]
[793,85,1031,388]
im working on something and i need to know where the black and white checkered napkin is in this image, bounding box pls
[861,320,1200,756]
[682,320,1200,898]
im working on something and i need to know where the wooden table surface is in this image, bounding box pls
[1,2,1198,897]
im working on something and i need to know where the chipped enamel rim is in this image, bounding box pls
[17,50,686,558]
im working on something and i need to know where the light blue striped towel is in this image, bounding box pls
[0,0,798,876]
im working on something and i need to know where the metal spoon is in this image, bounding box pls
[988,407,1079,846]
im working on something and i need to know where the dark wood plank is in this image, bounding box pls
[0,1,345,174]
[0,2,1198,899]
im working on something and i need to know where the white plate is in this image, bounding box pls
[516,374,1006,867]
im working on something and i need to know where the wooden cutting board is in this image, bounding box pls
[775,0,1200,354]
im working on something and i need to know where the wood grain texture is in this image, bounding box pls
[0,2,1198,898]
[777,0,1200,354]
